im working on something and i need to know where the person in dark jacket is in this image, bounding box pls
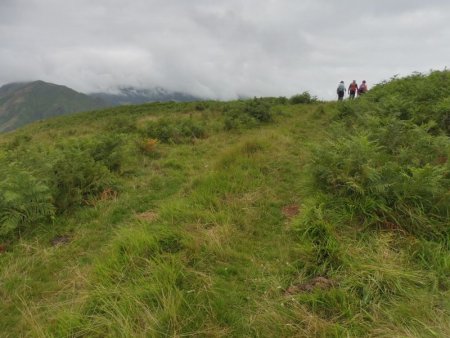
[337,81,346,101]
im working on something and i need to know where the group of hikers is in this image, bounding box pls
[337,80,368,101]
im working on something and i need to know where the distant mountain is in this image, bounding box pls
[0,80,203,132]
[0,81,106,132]
[89,86,201,106]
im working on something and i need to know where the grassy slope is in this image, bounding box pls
[0,100,448,337]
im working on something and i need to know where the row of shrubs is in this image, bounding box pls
[73,93,318,144]
[140,98,276,137]
[144,93,317,135]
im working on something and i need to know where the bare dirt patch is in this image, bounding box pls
[136,211,159,222]
[285,276,336,295]
[282,204,300,218]
[51,235,71,246]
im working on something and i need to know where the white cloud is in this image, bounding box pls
[1,0,449,99]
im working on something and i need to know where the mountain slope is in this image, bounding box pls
[0,80,106,132]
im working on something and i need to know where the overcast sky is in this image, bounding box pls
[1,0,450,99]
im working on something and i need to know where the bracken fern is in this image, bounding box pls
[0,165,54,237]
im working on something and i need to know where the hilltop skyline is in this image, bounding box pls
[1,0,450,99]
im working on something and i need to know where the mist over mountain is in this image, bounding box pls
[89,87,201,106]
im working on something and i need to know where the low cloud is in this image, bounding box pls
[1,0,449,99]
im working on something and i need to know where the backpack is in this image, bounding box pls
[337,83,345,94]
[349,83,357,92]
[359,84,366,93]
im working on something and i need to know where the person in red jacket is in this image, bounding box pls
[348,80,358,99]
[358,80,368,96]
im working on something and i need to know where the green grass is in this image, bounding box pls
[0,77,449,337]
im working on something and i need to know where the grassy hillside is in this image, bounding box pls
[0,81,106,132]
[0,72,449,337]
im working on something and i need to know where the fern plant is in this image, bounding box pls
[0,166,55,238]
[51,146,113,211]
[308,110,450,238]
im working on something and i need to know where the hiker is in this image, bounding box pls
[358,80,368,96]
[348,80,358,100]
[337,81,346,101]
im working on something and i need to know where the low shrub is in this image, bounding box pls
[6,134,33,150]
[223,110,257,131]
[308,120,450,239]
[195,103,207,111]
[51,146,114,211]
[0,166,55,238]
[180,119,206,139]
[106,116,137,133]
[275,96,289,105]
[144,118,206,143]
[432,97,450,134]
[137,138,159,155]
[223,98,273,130]
[243,98,273,122]
[144,118,176,143]
[89,134,126,173]
[290,91,318,104]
